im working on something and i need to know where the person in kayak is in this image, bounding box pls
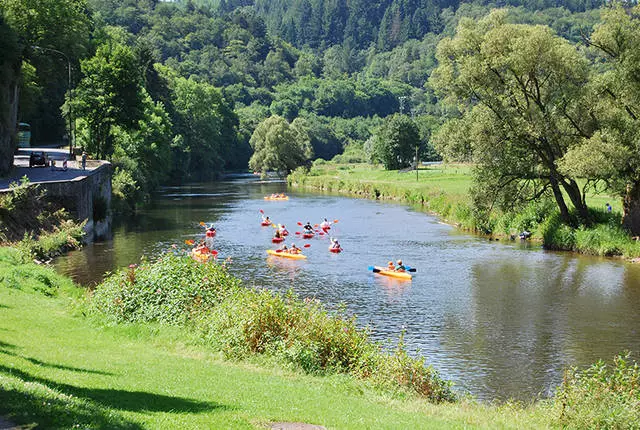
[330,238,341,250]
[278,244,288,252]
[289,243,301,254]
[395,259,406,272]
[205,224,216,248]
[303,221,313,233]
[262,215,271,224]
[387,261,395,271]
[320,218,331,230]
[279,224,289,236]
[274,229,282,239]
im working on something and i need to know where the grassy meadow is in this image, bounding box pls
[288,163,640,258]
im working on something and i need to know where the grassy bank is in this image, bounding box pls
[288,163,640,258]
[0,247,547,429]
[2,248,639,428]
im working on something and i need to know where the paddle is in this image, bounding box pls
[199,221,206,227]
[297,222,303,226]
[333,219,339,224]
[303,243,311,248]
[185,239,195,246]
[295,231,301,235]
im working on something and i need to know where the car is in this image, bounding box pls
[29,151,48,168]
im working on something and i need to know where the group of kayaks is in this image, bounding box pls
[190,194,414,281]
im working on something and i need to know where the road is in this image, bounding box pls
[0,148,97,190]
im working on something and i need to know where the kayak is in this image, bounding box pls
[372,266,412,280]
[191,248,215,263]
[266,249,307,259]
[264,196,289,200]
[272,237,284,243]
[321,225,331,231]
[205,230,216,238]
[302,232,314,239]
[329,247,342,253]
[261,221,272,226]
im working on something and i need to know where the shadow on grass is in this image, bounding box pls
[22,356,116,376]
[0,365,230,429]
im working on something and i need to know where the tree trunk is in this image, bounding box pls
[0,61,21,176]
[622,182,640,237]
[562,178,591,225]
[549,175,571,224]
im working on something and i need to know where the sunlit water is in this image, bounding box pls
[55,175,640,401]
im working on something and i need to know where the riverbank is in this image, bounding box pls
[0,247,548,429]
[287,163,640,258]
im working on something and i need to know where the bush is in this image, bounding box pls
[90,253,455,402]
[553,353,640,429]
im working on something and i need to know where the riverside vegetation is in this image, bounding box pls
[1,246,640,428]
[288,162,640,259]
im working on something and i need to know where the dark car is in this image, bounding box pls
[29,151,48,168]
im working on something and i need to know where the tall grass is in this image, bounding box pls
[88,253,455,402]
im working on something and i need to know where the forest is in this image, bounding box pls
[2,0,640,234]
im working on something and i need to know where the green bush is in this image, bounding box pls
[553,353,640,429]
[90,253,455,402]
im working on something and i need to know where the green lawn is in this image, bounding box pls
[0,253,553,429]
[296,162,621,212]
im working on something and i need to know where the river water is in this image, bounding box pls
[54,175,640,401]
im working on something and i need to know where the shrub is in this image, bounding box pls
[90,253,455,402]
[553,353,640,429]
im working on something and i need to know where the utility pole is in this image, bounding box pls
[398,96,407,115]
[33,46,73,159]
[416,144,419,181]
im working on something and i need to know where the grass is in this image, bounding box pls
[289,163,640,258]
[0,247,556,429]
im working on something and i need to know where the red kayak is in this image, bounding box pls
[261,221,271,226]
[302,232,314,239]
[272,237,284,243]
[329,247,342,253]
[205,230,216,238]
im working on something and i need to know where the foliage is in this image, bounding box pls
[0,178,85,257]
[552,353,640,429]
[89,253,455,402]
[371,114,420,170]
[248,115,313,176]
[430,10,593,224]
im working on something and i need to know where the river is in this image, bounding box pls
[54,175,640,401]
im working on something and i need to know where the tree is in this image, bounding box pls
[248,115,312,176]
[372,113,420,170]
[72,38,146,160]
[560,4,640,235]
[0,0,90,175]
[430,10,593,224]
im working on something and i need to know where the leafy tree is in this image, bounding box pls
[372,113,420,170]
[560,4,640,235]
[72,38,146,160]
[248,115,312,176]
[430,10,593,224]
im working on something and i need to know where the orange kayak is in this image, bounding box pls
[373,266,412,280]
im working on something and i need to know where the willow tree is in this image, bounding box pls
[249,115,313,177]
[561,4,640,235]
[430,10,593,224]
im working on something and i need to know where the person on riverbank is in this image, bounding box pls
[81,151,87,170]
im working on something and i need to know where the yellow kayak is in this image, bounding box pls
[373,266,412,280]
[266,249,307,260]
[191,248,211,263]
[264,196,289,200]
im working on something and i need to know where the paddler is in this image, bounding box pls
[279,224,289,236]
[330,238,341,250]
[205,224,216,248]
[303,221,313,233]
[387,261,395,271]
[320,218,331,230]
[289,243,301,254]
[395,260,406,272]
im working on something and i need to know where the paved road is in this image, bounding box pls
[0,148,97,190]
